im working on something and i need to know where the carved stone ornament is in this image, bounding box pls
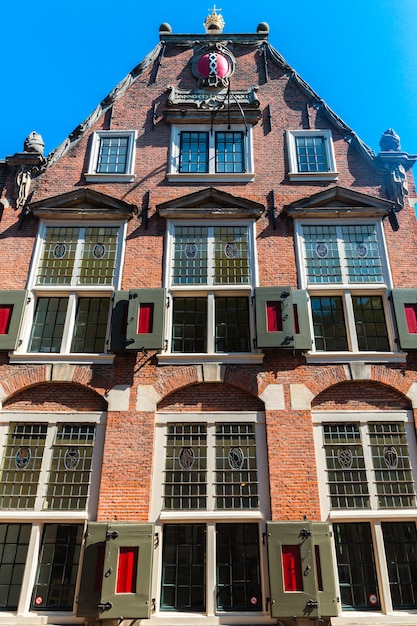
[24,131,44,156]
[192,43,235,89]
[167,85,259,110]
[14,165,32,212]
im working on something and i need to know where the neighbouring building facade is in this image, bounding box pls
[1,10,417,626]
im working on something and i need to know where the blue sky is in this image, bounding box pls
[1,0,416,159]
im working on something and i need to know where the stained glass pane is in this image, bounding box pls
[78,227,118,285]
[36,227,80,285]
[45,424,95,510]
[343,225,384,284]
[213,227,250,284]
[323,423,370,509]
[369,423,416,508]
[164,424,207,510]
[0,423,47,509]
[303,226,341,284]
[215,423,258,509]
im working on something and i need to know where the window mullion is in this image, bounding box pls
[17,523,41,615]
[60,293,77,353]
[207,292,215,354]
[72,227,86,286]
[34,425,55,511]
[207,423,216,511]
[206,521,216,616]
[361,423,377,508]
[344,291,358,351]
[336,226,348,282]
[372,521,393,613]
[208,131,215,174]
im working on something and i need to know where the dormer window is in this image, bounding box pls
[86,131,137,182]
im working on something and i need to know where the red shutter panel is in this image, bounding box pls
[116,547,138,593]
[282,545,303,591]
[266,301,283,332]
[138,304,154,334]
[0,305,13,335]
[405,303,417,334]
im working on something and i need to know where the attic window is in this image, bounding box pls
[286,130,338,182]
[86,131,137,183]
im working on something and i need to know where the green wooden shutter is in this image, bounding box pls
[312,522,338,617]
[267,521,337,619]
[109,291,129,351]
[292,289,313,350]
[76,523,107,617]
[0,290,27,351]
[391,289,417,349]
[255,287,295,348]
[126,288,166,350]
[99,523,154,620]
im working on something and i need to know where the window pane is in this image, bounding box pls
[161,524,206,611]
[352,296,389,351]
[215,423,258,509]
[172,227,208,285]
[216,523,261,611]
[303,226,342,284]
[78,227,119,286]
[213,227,250,285]
[0,524,31,611]
[96,136,128,173]
[216,132,244,173]
[334,522,380,611]
[71,297,110,353]
[369,423,416,508]
[31,524,83,611]
[164,424,207,510]
[36,227,79,286]
[342,225,384,284]
[311,296,348,351]
[45,424,96,510]
[382,522,417,609]
[323,423,370,509]
[215,297,250,352]
[179,132,208,173]
[0,423,47,509]
[295,135,328,172]
[28,297,68,353]
[172,298,207,353]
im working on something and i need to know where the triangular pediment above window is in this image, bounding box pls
[29,187,138,220]
[157,187,264,219]
[284,185,396,219]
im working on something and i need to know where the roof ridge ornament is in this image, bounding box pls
[204,6,225,34]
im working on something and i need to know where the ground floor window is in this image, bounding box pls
[334,521,417,611]
[0,524,31,610]
[160,522,262,613]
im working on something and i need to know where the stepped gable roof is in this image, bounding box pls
[40,19,388,172]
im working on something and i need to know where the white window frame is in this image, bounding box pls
[150,411,271,622]
[13,221,127,364]
[313,410,417,618]
[167,124,255,182]
[159,220,262,365]
[0,411,105,619]
[294,219,404,363]
[86,130,137,182]
[286,129,338,181]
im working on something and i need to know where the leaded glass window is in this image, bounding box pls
[303,225,384,285]
[164,424,207,510]
[382,521,417,609]
[215,423,258,509]
[369,422,416,508]
[0,423,47,508]
[71,297,111,353]
[171,226,250,286]
[45,424,96,510]
[37,226,119,287]
[323,423,369,509]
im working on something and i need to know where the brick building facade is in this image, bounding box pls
[0,10,417,626]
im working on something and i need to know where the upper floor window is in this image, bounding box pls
[19,223,125,359]
[167,125,254,182]
[86,131,136,182]
[165,222,256,356]
[296,221,394,354]
[287,130,338,181]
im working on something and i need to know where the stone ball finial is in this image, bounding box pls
[24,131,45,156]
[159,22,172,35]
[257,22,270,34]
[379,128,401,152]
